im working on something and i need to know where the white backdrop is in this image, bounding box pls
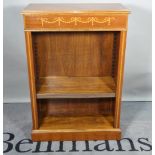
[4,0,152,103]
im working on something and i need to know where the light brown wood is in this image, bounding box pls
[114,31,127,128]
[32,129,121,141]
[32,114,121,141]
[25,32,38,129]
[38,98,114,116]
[37,76,115,98]
[22,3,129,31]
[22,3,129,141]
[22,3,129,14]
[32,31,115,77]
[24,14,128,31]
[39,115,114,130]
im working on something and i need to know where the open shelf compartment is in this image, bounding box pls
[38,98,115,130]
[31,98,121,141]
[32,31,120,99]
[39,115,114,131]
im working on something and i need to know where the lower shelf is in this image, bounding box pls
[39,115,113,130]
[32,115,121,141]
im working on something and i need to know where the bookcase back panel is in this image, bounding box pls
[38,98,114,117]
[32,31,119,78]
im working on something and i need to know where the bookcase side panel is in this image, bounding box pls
[25,31,39,129]
[114,31,127,128]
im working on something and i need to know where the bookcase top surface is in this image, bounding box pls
[22,3,130,14]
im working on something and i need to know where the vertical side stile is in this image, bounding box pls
[25,31,38,129]
[114,31,127,128]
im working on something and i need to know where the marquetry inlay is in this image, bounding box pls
[40,17,116,27]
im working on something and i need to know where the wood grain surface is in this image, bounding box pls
[32,31,115,77]
[38,98,114,117]
[37,76,115,98]
[22,3,129,14]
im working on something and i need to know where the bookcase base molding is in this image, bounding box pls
[22,3,129,141]
[32,129,121,141]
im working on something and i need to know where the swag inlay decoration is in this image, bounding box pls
[40,17,116,27]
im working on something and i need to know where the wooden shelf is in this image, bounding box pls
[31,114,121,141]
[39,115,114,131]
[37,76,116,98]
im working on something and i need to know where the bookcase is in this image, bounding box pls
[22,3,130,141]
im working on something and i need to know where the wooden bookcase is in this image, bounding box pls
[22,3,130,141]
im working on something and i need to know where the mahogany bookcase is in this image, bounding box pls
[22,3,130,141]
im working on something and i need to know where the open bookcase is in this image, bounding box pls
[22,4,129,141]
